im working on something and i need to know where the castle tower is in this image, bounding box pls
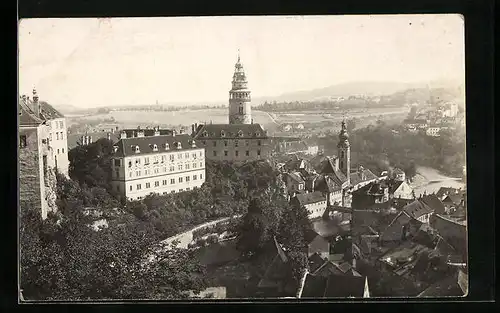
[337,120,351,186]
[229,50,252,124]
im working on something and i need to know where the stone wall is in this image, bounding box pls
[19,128,44,219]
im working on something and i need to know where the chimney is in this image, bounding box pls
[120,131,127,139]
[32,88,41,117]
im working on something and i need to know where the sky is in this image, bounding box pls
[18,15,465,108]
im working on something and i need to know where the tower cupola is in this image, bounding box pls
[229,49,252,124]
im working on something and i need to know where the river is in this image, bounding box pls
[409,166,465,196]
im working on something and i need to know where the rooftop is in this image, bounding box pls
[193,123,268,139]
[301,274,367,298]
[113,134,200,157]
[295,191,326,206]
[403,200,434,219]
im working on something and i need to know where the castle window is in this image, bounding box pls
[224,151,228,156]
[154,181,159,187]
[256,132,261,137]
[170,178,175,184]
[57,149,60,154]
[114,159,121,167]
[169,154,175,162]
[224,141,228,147]
[239,107,243,114]
[134,146,140,153]
[213,141,217,147]
[257,150,261,156]
[185,152,189,158]
[193,175,197,180]
[137,184,142,190]
[176,142,182,149]
[144,157,150,165]
[213,151,217,157]
[186,163,190,170]
[186,176,190,182]
[179,177,183,183]
[170,165,175,171]
[246,150,250,156]
[130,185,132,191]
[234,140,239,147]
[62,148,65,153]
[341,151,344,158]
[203,131,208,137]
[163,180,167,185]
[146,182,150,188]
[136,170,141,176]
[257,140,261,146]
[235,151,239,157]
[19,135,27,148]
[153,144,158,151]
[178,164,183,171]
[221,130,225,137]
[165,143,170,150]
[200,174,203,179]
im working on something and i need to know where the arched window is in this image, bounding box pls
[134,146,140,153]
[165,143,170,150]
[153,144,158,151]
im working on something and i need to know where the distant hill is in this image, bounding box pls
[253,79,464,104]
[51,104,82,115]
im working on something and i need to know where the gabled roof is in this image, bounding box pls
[417,271,464,297]
[443,194,462,205]
[421,194,446,215]
[113,134,199,157]
[350,168,378,186]
[308,253,327,273]
[193,123,268,139]
[39,101,64,119]
[288,172,305,184]
[388,180,404,194]
[380,211,423,242]
[295,191,326,206]
[19,100,45,126]
[325,275,367,298]
[436,187,460,199]
[304,229,322,244]
[403,200,434,219]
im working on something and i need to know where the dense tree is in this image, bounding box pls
[68,138,115,190]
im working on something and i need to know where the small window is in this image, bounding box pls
[178,153,182,160]
[136,170,141,176]
[257,140,261,146]
[199,162,203,167]
[234,140,239,147]
[238,107,243,114]
[193,162,197,168]
[60,132,64,140]
[129,171,132,177]
[128,161,132,168]
[19,135,27,148]
[129,185,132,191]
[178,164,183,171]
[193,175,197,180]
[135,146,140,153]
[179,177,183,183]
[56,133,60,140]
[154,181,159,187]
[213,151,217,157]
[163,180,167,185]
[200,174,203,179]
[224,151,228,156]
[170,179,175,184]
[185,152,189,158]
[146,182,151,188]
[144,157,150,165]
[137,184,142,190]
[213,141,217,147]
[221,131,225,137]
[186,163,190,170]
[235,151,239,157]
[153,144,158,151]
[165,143,170,150]
[57,149,60,154]
[116,185,120,191]
[245,140,249,146]
[257,150,261,156]
[186,176,190,182]
[186,187,190,191]
[224,141,228,147]
[246,150,250,156]
[170,165,175,172]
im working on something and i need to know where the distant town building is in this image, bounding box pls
[110,131,206,200]
[426,126,441,137]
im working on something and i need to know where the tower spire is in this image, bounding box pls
[237,48,240,63]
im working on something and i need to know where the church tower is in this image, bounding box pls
[229,50,252,124]
[337,120,351,186]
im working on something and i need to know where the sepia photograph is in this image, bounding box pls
[18,14,467,301]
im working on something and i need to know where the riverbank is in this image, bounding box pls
[410,166,465,196]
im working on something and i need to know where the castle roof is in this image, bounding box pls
[39,101,64,120]
[19,99,45,126]
[113,134,200,157]
[193,123,268,139]
[294,191,326,207]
